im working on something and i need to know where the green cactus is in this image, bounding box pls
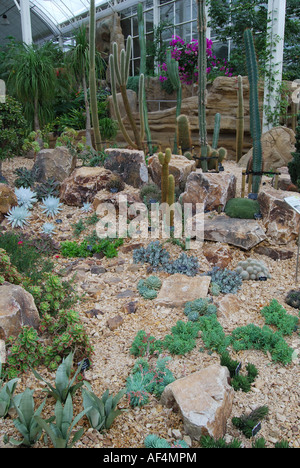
[212,113,221,150]
[244,29,263,195]
[177,114,192,154]
[236,75,245,162]
[167,174,175,227]
[158,148,172,203]
[196,0,209,172]
[137,3,152,154]
[89,0,102,152]
[166,49,182,154]
[109,37,143,150]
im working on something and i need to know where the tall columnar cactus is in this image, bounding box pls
[167,174,175,227]
[109,37,143,150]
[196,0,208,171]
[137,3,152,154]
[244,29,263,195]
[236,75,245,162]
[177,114,192,155]
[212,113,221,150]
[89,0,102,152]
[166,49,182,154]
[158,148,172,203]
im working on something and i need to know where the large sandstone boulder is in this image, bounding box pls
[148,153,196,190]
[104,148,148,188]
[108,89,137,120]
[32,146,77,183]
[155,274,211,308]
[238,126,296,171]
[0,184,18,221]
[161,364,234,440]
[258,187,300,244]
[60,166,112,206]
[203,214,266,250]
[181,171,236,212]
[0,282,40,340]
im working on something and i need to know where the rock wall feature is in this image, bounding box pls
[161,364,234,440]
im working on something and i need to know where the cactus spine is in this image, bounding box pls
[137,3,152,154]
[158,148,172,204]
[244,29,263,194]
[109,37,143,150]
[236,75,244,162]
[166,49,182,154]
[196,0,209,171]
[89,0,102,152]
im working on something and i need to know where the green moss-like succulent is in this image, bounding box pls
[225,197,260,219]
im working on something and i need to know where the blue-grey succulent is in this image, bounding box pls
[41,222,56,236]
[6,206,31,229]
[235,258,271,281]
[41,196,63,218]
[81,202,93,213]
[15,187,37,209]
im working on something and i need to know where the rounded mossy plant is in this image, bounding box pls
[225,197,261,219]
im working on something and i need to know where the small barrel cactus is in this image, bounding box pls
[235,258,271,281]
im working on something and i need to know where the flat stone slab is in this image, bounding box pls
[155,273,211,308]
[203,215,266,250]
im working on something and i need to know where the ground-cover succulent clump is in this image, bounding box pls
[137,275,162,299]
[184,298,217,322]
[133,241,199,276]
[61,235,124,259]
[235,258,271,281]
[207,266,243,294]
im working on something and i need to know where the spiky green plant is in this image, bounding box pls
[244,29,263,194]
[158,148,172,203]
[236,75,245,162]
[89,0,102,152]
[177,114,192,155]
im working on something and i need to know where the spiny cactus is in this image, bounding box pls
[244,29,263,195]
[137,3,152,154]
[212,113,221,150]
[109,37,144,150]
[177,114,192,155]
[166,49,182,154]
[236,75,245,162]
[167,174,175,227]
[158,148,172,203]
[89,0,102,152]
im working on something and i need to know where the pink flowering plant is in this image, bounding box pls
[159,35,233,86]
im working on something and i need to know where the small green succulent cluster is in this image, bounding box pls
[184,298,217,322]
[126,357,174,407]
[260,299,298,336]
[235,258,270,281]
[232,406,269,439]
[207,267,242,294]
[0,248,23,285]
[220,351,258,392]
[137,275,162,299]
[144,434,189,449]
[285,289,300,309]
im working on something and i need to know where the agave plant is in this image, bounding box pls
[0,360,19,418]
[6,206,31,229]
[4,388,47,447]
[31,352,85,403]
[41,222,56,236]
[41,196,63,218]
[82,384,126,432]
[34,393,91,448]
[15,187,38,209]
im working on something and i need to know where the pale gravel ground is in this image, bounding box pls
[0,157,299,449]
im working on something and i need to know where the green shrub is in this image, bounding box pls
[162,320,201,355]
[61,236,123,259]
[225,197,261,219]
[260,299,298,335]
[0,96,27,164]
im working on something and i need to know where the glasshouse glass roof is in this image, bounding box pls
[0,0,111,45]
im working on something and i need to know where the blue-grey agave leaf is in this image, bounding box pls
[6,206,31,229]
[15,187,37,209]
[41,196,63,218]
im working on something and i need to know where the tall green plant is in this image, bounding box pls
[89,0,102,152]
[137,3,152,154]
[236,75,245,162]
[244,29,263,195]
[6,42,60,131]
[109,37,144,150]
[196,0,209,171]
[166,49,182,154]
